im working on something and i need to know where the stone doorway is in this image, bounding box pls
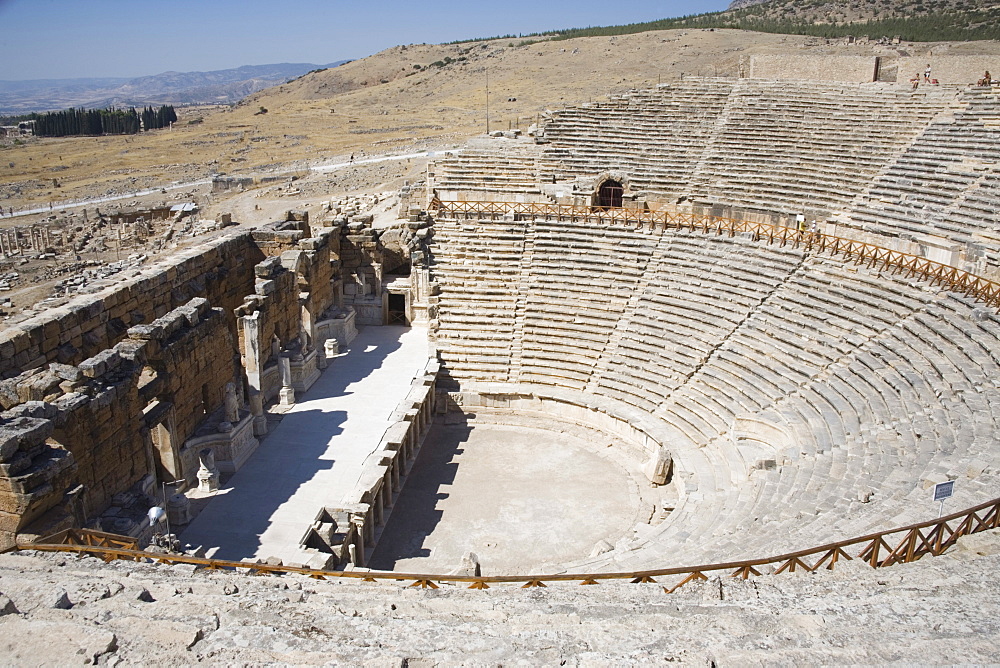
[595,179,624,209]
[387,292,408,325]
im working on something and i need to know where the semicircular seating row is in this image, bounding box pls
[432,78,960,221]
[433,82,1000,282]
[429,215,1000,570]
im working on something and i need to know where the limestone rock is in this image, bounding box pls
[448,551,481,577]
[0,593,17,616]
[50,589,72,610]
[0,618,117,665]
[590,540,613,557]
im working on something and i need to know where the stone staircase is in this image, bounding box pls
[507,219,535,382]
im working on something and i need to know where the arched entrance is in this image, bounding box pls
[595,179,624,209]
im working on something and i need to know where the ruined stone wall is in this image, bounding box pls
[749,54,998,85]
[137,299,238,463]
[251,226,307,259]
[339,224,385,325]
[0,208,393,547]
[298,228,340,321]
[896,56,997,85]
[0,231,262,380]
[749,55,878,82]
[234,257,300,375]
[0,298,240,547]
[50,358,149,524]
[1,338,149,536]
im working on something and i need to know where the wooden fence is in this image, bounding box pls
[13,495,1000,592]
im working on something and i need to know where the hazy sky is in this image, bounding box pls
[0,0,730,81]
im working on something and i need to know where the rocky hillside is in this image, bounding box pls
[0,29,818,208]
[728,0,772,8]
[543,0,1000,41]
[718,0,999,27]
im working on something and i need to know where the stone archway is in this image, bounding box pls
[596,179,624,209]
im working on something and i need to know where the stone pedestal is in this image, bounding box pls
[290,348,320,393]
[316,309,358,350]
[167,493,192,525]
[643,448,673,485]
[197,448,220,493]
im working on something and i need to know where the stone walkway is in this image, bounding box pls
[181,325,430,564]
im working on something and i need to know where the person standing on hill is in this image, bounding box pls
[924,64,932,83]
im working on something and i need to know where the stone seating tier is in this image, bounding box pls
[532,78,956,216]
[430,216,1000,569]
[845,88,1000,261]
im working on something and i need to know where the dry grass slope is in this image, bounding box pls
[6,27,988,212]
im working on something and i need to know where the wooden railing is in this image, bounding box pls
[13,496,1000,591]
[430,200,1000,309]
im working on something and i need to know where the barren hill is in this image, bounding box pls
[1,28,999,212]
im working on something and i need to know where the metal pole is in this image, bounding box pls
[162,481,171,540]
[486,70,490,135]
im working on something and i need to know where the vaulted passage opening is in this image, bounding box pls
[387,292,407,325]
[595,179,624,209]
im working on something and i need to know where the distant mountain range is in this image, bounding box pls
[0,62,349,114]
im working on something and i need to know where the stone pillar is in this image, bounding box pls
[241,312,263,397]
[278,355,295,406]
[150,405,181,483]
[350,513,367,567]
[65,484,87,528]
[372,261,383,297]
[391,457,401,492]
[381,477,391,518]
[249,389,267,436]
[300,301,316,354]
[347,542,358,567]
[373,490,383,526]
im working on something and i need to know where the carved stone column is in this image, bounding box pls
[278,355,295,406]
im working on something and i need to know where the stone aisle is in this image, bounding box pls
[181,325,430,564]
